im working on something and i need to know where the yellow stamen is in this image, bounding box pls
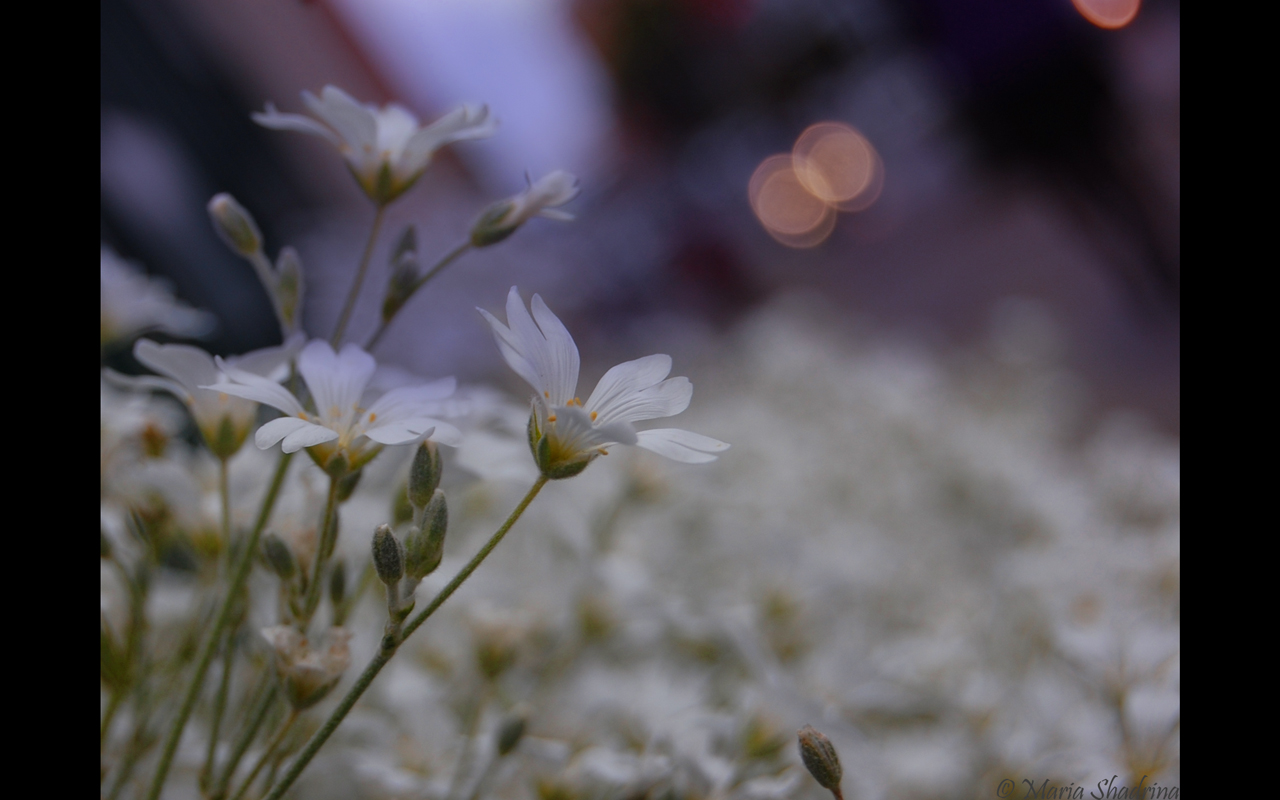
[544,391,550,399]
[590,411,598,421]
[597,448,608,455]
[567,397,582,407]
[368,413,377,423]
[548,414,557,422]
[298,412,309,421]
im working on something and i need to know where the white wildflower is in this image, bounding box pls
[105,335,302,459]
[205,339,461,473]
[479,287,728,478]
[253,85,496,205]
[471,170,580,246]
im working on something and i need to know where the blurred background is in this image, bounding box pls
[100,0,1178,435]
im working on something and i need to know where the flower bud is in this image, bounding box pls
[275,247,304,333]
[404,490,447,580]
[408,440,442,512]
[335,468,363,502]
[208,193,263,257]
[470,171,579,247]
[371,524,405,585]
[262,532,296,580]
[797,726,843,796]
[262,626,351,710]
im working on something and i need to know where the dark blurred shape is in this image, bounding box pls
[101,0,316,356]
[899,0,1180,310]
[575,0,867,143]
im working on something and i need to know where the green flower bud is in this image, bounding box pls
[262,532,296,580]
[335,468,363,502]
[797,726,843,797]
[208,193,263,257]
[371,524,405,585]
[408,440,443,511]
[275,247,304,332]
[404,490,447,580]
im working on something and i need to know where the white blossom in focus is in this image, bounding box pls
[100,246,216,348]
[479,287,729,477]
[205,340,461,473]
[253,85,496,205]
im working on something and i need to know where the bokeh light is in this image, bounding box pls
[792,122,883,211]
[1072,0,1141,29]
[748,154,837,248]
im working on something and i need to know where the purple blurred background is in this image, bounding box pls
[101,0,1178,432]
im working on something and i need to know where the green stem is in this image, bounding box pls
[364,240,471,352]
[300,476,341,632]
[262,476,549,800]
[447,686,490,800]
[100,684,126,753]
[201,628,238,791]
[145,451,295,800]
[211,683,279,800]
[331,205,387,347]
[229,710,298,800]
[219,456,232,547]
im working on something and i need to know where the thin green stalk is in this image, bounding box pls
[446,686,490,800]
[201,629,238,791]
[364,240,471,351]
[220,456,232,546]
[263,476,549,800]
[331,205,387,347]
[229,710,298,800]
[300,476,341,631]
[145,451,295,800]
[211,683,280,800]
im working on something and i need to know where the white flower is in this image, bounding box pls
[204,340,461,472]
[471,170,580,246]
[261,626,352,710]
[100,246,216,348]
[105,336,302,459]
[479,288,729,476]
[253,85,497,205]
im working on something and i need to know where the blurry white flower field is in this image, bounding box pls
[102,295,1173,800]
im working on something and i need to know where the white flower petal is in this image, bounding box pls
[102,368,193,406]
[401,104,496,169]
[530,294,581,404]
[256,417,318,450]
[634,428,730,463]
[365,378,457,420]
[479,307,544,396]
[298,341,375,417]
[306,86,376,151]
[593,377,693,425]
[228,336,302,379]
[280,423,341,453]
[205,364,305,417]
[251,104,341,146]
[133,339,218,393]
[585,354,672,416]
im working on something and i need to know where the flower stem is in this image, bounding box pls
[300,475,342,631]
[219,456,232,546]
[447,685,490,800]
[229,710,298,800]
[145,451,295,800]
[364,240,471,352]
[210,683,279,800]
[331,205,387,347]
[200,627,237,791]
[262,475,549,800]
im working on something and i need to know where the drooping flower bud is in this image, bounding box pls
[371,524,405,586]
[797,726,843,798]
[208,193,263,257]
[404,490,447,580]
